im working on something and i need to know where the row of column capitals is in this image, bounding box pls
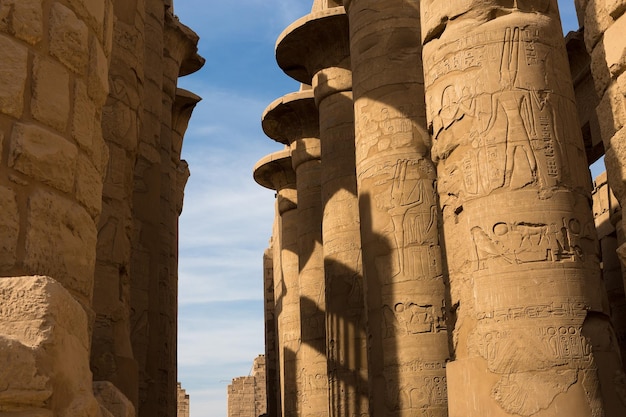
[276,7,350,85]
[253,150,297,215]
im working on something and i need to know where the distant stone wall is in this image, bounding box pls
[228,355,268,417]
[177,382,190,417]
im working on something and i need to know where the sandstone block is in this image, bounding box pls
[591,40,612,97]
[76,153,103,219]
[603,12,626,77]
[24,190,97,302]
[0,0,44,44]
[607,0,626,18]
[89,36,110,105]
[0,185,19,271]
[49,3,88,74]
[597,82,626,141]
[0,276,99,416]
[31,56,70,132]
[93,381,135,417]
[9,123,77,193]
[584,0,616,50]
[0,34,28,118]
[72,80,96,154]
[605,126,626,201]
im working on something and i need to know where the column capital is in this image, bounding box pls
[275,7,350,85]
[262,90,319,145]
[253,150,297,214]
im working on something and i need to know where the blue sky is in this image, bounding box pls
[173,1,588,416]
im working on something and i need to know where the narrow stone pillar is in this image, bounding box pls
[276,6,367,417]
[264,245,281,417]
[421,2,625,416]
[343,1,449,415]
[254,150,299,417]
[263,87,321,417]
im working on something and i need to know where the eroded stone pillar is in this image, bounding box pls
[0,0,113,415]
[344,1,449,415]
[254,150,299,417]
[421,1,625,416]
[275,5,367,417]
[263,87,322,417]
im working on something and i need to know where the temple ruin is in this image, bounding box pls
[0,0,202,416]
[254,1,626,417]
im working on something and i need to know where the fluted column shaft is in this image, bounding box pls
[345,1,449,416]
[421,2,625,416]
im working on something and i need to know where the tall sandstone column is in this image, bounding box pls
[92,0,146,408]
[263,245,281,417]
[254,150,300,417]
[128,2,202,416]
[0,0,113,415]
[276,5,368,417]
[421,1,626,416]
[575,0,626,367]
[262,87,322,417]
[344,1,449,416]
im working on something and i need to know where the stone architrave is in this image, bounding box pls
[343,1,449,416]
[421,2,626,416]
[254,150,299,417]
[276,5,368,417]
[262,87,321,417]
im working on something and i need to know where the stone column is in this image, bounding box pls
[343,1,449,415]
[92,0,145,408]
[263,87,322,417]
[421,2,625,416]
[576,0,626,374]
[128,2,202,416]
[0,0,113,415]
[276,6,367,417]
[254,150,299,417]
[263,245,281,417]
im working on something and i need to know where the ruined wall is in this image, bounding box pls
[228,356,268,417]
[177,382,190,417]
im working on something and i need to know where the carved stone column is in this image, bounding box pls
[276,6,367,417]
[421,2,625,416]
[262,88,321,417]
[344,1,449,416]
[263,245,281,417]
[254,150,299,417]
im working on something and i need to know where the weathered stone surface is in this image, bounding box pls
[24,190,97,302]
[31,56,70,132]
[73,80,97,154]
[49,3,89,74]
[0,276,100,416]
[0,34,28,117]
[93,381,135,417]
[9,123,77,193]
[89,35,110,104]
[0,185,18,271]
[0,0,43,44]
[76,153,104,219]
